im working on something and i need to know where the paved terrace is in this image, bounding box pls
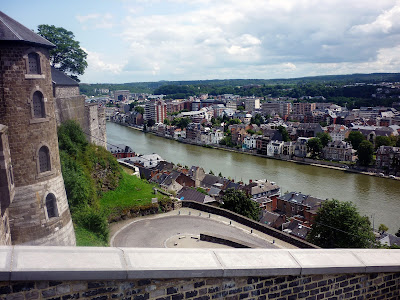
[110,208,296,249]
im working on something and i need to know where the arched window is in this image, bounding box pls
[32,91,45,118]
[28,52,40,74]
[45,193,58,218]
[38,146,51,173]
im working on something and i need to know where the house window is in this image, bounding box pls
[28,52,40,74]
[33,91,45,118]
[45,193,58,218]
[38,146,51,173]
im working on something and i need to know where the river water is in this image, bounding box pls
[107,122,400,234]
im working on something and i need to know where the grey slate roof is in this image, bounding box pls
[177,187,215,204]
[107,144,134,153]
[0,11,55,48]
[51,67,79,86]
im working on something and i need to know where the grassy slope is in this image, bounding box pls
[75,170,156,246]
[100,171,155,211]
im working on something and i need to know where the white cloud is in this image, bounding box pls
[77,0,400,82]
[350,2,400,34]
[76,13,114,29]
[84,48,125,74]
[76,13,100,23]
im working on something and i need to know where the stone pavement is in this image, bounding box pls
[110,207,298,249]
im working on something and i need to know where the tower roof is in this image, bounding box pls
[0,11,55,48]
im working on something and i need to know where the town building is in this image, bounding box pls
[114,90,130,102]
[376,146,400,175]
[145,99,167,123]
[322,141,356,162]
[244,98,260,112]
[277,192,325,225]
[107,144,135,159]
[292,102,316,115]
[262,102,291,119]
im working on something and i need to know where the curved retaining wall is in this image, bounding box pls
[200,233,259,248]
[0,246,399,300]
[181,200,318,249]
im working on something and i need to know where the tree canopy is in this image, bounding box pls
[307,137,323,158]
[317,132,332,148]
[37,24,88,81]
[221,188,260,221]
[357,140,374,166]
[307,199,375,248]
[278,126,290,142]
[346,131,365,150]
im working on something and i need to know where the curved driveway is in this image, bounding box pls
[112,214,278,249]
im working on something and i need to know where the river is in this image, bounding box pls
[107,122,400,234]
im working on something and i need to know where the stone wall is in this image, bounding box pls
[0,125,13,245]
[0,247,399,300]
[54,96,86,128]
[54,86,79,99]
[9,174,75,245]
[0,273,398,300]
[0,44,61,187]
[85,103,107,148]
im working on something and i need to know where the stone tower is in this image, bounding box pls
[0,11,76,245]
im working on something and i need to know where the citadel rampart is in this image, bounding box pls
[0,246,399,299]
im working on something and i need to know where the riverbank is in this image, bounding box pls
[114,121,399,181]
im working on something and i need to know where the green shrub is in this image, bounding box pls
[58,120,88,157]
[73,206,109,243]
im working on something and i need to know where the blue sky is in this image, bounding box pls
[3,0,400,83]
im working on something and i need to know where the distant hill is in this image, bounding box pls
[80,73,400,96]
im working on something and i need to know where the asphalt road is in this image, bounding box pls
[112,214,279,249]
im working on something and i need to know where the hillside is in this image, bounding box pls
[58,120,173,246]
[80,73,400,96]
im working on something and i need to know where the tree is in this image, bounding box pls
[317,132,332,148]
[37,24,88,81]
[163,119,170,125]
[396,228,400,238]
[307,138,323,158]
[221,188,260,221]
[307,199,375,248]
[374,136,391,150]
[357,140,374,166]
[378,224,389,234]
[147,119,155,127]
[135,106,144,115]
[346,131,365,151]
[277,126,290,142]
[251,114,264,126]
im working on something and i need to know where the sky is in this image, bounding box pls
[3,0,400,83]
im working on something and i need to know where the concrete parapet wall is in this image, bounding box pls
[200,233,258,248]
[0,247,399,299]
[181,201,317,249]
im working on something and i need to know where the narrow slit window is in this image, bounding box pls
[38,146,50,173]
[33,91,45,118]
[45,193,58,218]
[28,52,40,74]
